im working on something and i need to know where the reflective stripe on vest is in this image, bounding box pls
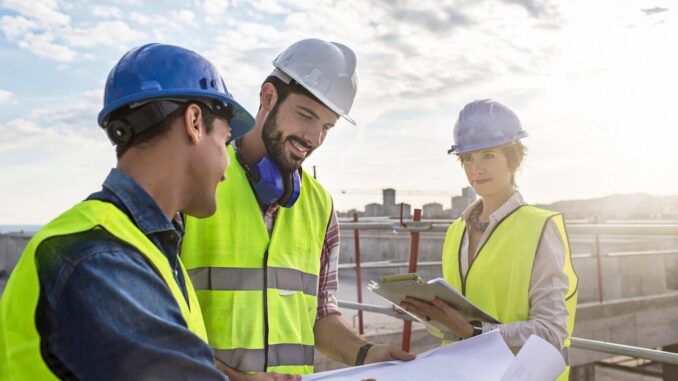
[214,344,315,372]
[188,267,318,296]
[181,145,332,375]
[0,200,207,380]
[441,205,578,381]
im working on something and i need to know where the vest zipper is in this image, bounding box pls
[262,248,270,371]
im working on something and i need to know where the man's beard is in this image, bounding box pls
[261,104,315,173]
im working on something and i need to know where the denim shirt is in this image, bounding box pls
[34,168,227,380]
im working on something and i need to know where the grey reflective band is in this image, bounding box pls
[188,267,318,296]
[214,344,315,372]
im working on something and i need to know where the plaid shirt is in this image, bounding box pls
[262,204,341,319]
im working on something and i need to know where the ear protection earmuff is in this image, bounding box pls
[105,120,134,145]
[235,148,301,208]
[102,100,183,146]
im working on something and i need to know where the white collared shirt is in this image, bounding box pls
[459,191,569,350]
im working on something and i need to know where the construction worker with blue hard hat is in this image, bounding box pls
[401,99,578,381]
[0,43,255,380]
[181,38,416,380]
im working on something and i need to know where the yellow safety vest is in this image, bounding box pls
[442,205,578,381]
[0,200,207,380]
[181,146,332,375]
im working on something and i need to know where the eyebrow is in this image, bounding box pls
[297,106,335,128]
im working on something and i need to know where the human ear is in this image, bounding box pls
[183,103,203,144]
[259,82,279,113]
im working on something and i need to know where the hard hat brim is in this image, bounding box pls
[97,90,255,140]
[448,132,528,155]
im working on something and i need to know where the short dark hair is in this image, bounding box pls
[260,75,337,119]
[112,101,216,158]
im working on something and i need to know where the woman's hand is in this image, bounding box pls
[400,297,474,339]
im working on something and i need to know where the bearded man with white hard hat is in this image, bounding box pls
[182,39,415,380]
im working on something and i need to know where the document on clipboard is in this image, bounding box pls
[367,273,499,337]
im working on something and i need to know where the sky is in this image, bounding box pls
[1,0,677,224]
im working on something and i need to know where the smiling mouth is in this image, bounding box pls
[474,179,491,185]
[288,138,311,158]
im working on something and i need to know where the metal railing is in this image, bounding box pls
[337,301,678,366]
[338,209,678,365]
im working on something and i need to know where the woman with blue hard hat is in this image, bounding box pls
[401,99,578,381]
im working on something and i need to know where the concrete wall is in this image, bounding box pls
[0,233,30,274]
[570,293,678,366]
[339,232,678,303]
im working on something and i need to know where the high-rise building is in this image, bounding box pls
[383,188,396,217]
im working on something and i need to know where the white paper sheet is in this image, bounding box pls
[499,335,565,381]
[302,331,565,381]
[303,330,514,381]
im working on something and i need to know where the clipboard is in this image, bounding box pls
[367,273,499,337]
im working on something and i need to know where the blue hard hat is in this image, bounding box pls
[448,99,528,155]
[98,43,254,140]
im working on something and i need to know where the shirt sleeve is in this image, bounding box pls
[316,209,341,319]
[37,246,228,381]
[482,219,569,350]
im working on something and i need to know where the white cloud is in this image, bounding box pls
[91,5,122,18]
[18,32,78,62]
[0,15,38,39]
[129,11,151,25]
[2,0,70,26]
[0,89,12,104]
[170,9,196,23]
[61,20,146,48]
[0,89,102,153]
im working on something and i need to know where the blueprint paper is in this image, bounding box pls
[303,330,514,381]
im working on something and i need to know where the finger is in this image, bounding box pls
[432,298,462,316]
[404,296,434,306]
[402,297,433,311]
[399,301,421,313]
[389,348,417,361]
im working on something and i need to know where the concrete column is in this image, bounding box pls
[570,364,595,381]
[663,344,678,381]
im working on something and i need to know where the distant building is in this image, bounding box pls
[423,203,444,219]
[462,186,475,200]
[400,203,412,219]
[365,203,384,217]
[360,188,414,218]
[451,186,476,217]
[383,188,397,217]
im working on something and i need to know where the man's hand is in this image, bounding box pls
[215,359,300,381]
[364,344,416,364]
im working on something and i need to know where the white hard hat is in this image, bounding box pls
[271,38,358,125]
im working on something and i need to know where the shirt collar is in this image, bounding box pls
[101,168,175,235]
[461,191,526,223]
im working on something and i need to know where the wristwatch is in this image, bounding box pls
[355,343,374,366]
